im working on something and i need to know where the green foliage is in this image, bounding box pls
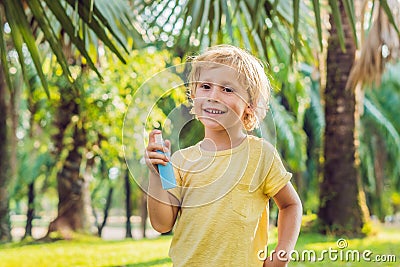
[8,48,187,219]
[86,49,186,209]
[0,0,136,96]
[2,0,50,96]
[360,62,400,219]
[392,192,400,213]
[361,220,374,236]
[4,0,400,242]
[134,0,316,63]
[8,50,57,210]
[302,72,324,213]
[270,97,307,172]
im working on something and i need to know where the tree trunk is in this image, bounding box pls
[46,72,93,238]
[318,0,369,237]
[125,169,132,238]
[48,123,90,238]
[9,72,19,201]
[24,100,38,239]
[0,65,12,242]
[23,182,35,239]
[140,193,147,238]
[292,172,304,208]
[98,185,113,237]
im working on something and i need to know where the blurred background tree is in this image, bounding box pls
[0,0,399,242]
[134,0,400,237]
[0,0,137,240]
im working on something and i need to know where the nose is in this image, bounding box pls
[208,84,221,102]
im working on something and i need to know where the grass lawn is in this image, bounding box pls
[0,225,399,267]
[0,235,172,267]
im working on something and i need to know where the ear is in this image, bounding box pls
[245,104,254,115]
[241,104,253,121]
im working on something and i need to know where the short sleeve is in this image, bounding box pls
[263,149,292,197]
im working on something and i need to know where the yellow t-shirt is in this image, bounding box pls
[168,135,292,267]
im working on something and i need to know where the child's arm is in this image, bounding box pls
[264,182,302,267]
[145,130,180,233]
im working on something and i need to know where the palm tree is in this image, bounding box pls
[0,0,138,240]
[317,0,368,236]
[318,0,400,236]
[135,0,312,176]
[136,0,400,236]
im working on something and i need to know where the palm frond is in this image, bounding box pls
[364,98,400,152]
[270,97,307,172]
[342,0,358,47]
[63,0,128,64]
[358,137,376,191]
[328,0,346,51]
[380,0,400,34]
[360,62,400,189]
[3,0,50,97]
[311,0,323,50]
[28,0,74,82]
[362,95,400,188]
[0,6,13,93]
[134,0,315,64]
[0,0,139,96]
[348,0,400,89]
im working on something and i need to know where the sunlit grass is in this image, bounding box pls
[0,226,399,266]
[0,235,172,267]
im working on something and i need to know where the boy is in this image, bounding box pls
[145,45,302,266]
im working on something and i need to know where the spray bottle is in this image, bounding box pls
[155,133,176,190]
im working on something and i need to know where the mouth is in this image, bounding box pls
[203,108,226,115]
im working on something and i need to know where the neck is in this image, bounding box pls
[202,127,247,151]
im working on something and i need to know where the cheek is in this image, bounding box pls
[192,89,206,100]
[234,102,247,113]
[193,98,203,112]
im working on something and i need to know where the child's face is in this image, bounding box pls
[192,65,251,132]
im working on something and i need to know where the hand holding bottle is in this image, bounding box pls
[145,130,176,189]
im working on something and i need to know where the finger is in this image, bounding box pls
[148,158,168,166]
[148,129,162,143]
[147,142,166,152]
[145,155,168,166]
[145,151,169,162]
[164,140,171,152]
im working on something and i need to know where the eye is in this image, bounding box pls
[199,83,211,90]
[223,87,234,93]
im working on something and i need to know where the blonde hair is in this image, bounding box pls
[187,45,271,131]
